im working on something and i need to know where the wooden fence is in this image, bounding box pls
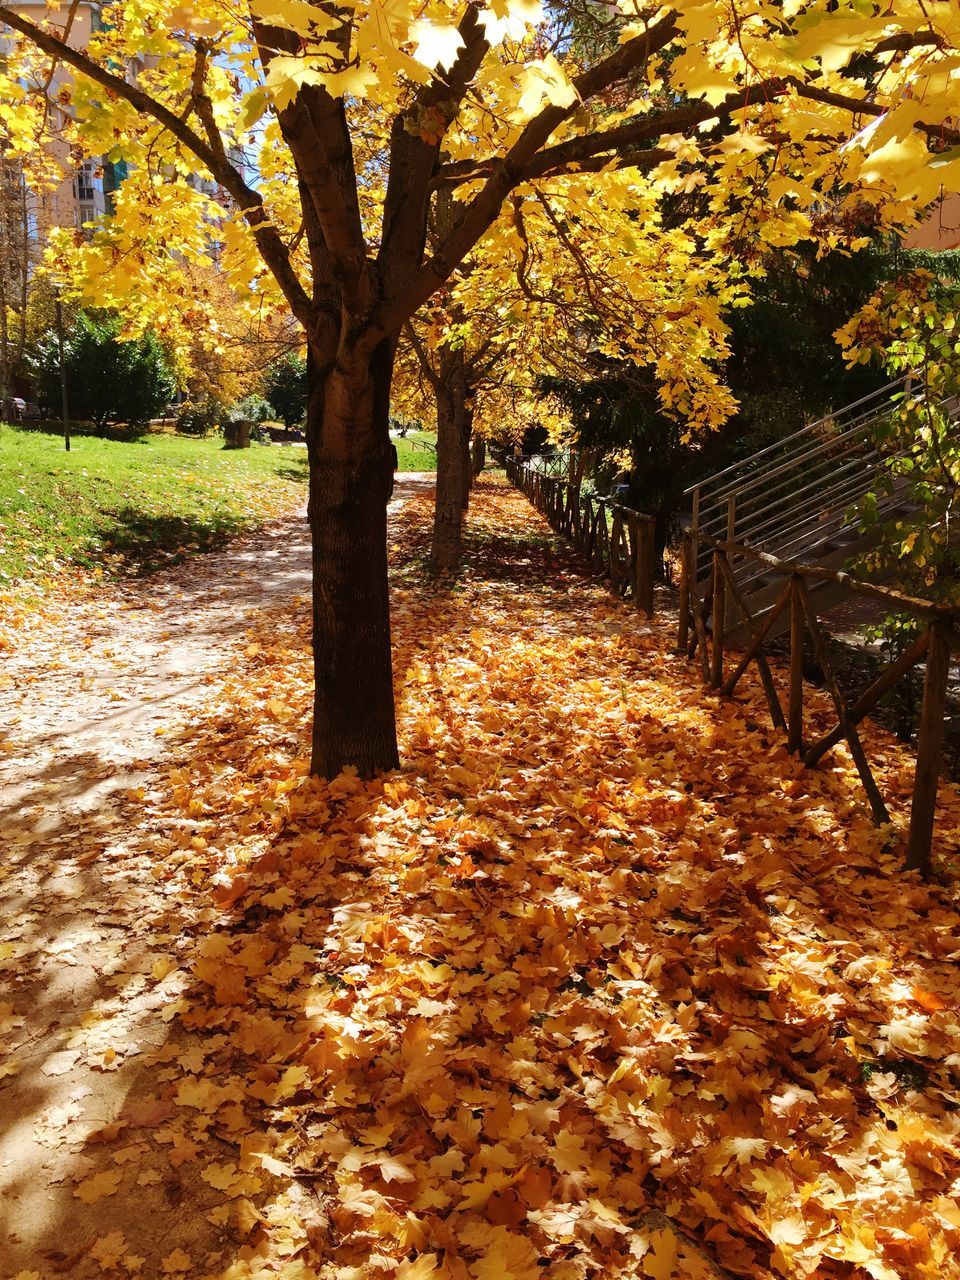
[678,529,959,877]
[506,459,657,615]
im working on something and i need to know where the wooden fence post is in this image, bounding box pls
[639,518,655,617]
[626,513,640,610]
[690,485,702,620]
[788,576,804,754]
[906,620,952,876]
[584,496,595,561]
[678,532,691,651]
[711,550,726,688]
[610,508,624,591]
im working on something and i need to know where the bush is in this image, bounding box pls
[233,393,273,423]
[33,311,176,431]
[264,353,307,428]
[177,396,228,437]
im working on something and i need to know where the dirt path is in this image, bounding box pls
[0,474,433,1278]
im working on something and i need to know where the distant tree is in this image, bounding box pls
[264,354,307,429]
[33,311,175,430]
[0,159,32,410]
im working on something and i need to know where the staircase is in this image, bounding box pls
[686,379,932,643]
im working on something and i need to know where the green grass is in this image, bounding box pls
[394,430,437,471]
[0,425,309,581]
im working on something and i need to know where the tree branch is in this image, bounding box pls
[790,79,960,148]
[186,40,227,164]
[379,4,491,304]
[403,320,442,392]
[434,89,748,189]
[251,16,369,303]
[433,28,956,191]
[375,8,681,338]
[0,3,314,327]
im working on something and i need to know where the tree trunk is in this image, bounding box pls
[471,435,486,477]
[431,346,471,571]
[460,418,473,511]
[306,342,399,777]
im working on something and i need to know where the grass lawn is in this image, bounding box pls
[394,429,437,471]
[0,425,308,581]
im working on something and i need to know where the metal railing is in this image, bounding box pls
[521,451,569,479]
[686,379,913,586]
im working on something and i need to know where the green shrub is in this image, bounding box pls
[33,311,176,431]
[233,393,273,423]
[264,353,307,428]
[177,396,228,437]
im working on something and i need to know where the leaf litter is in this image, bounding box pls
[2,476,960,1280]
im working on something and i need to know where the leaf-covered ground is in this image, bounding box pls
[3,477,960,1280]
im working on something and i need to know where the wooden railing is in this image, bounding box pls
[523,451,569,479]
[507,459,657,615]
[678,529,959,876]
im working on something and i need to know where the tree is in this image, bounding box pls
[2,0,957,776]
[541,236,925,542]
[33,310,176,430]
[837,266,960,609]
[400,169,742,570]
[264,353,308,428]
[0,74,67,409]
[0,159,32,409]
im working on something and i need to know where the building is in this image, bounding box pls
[904,194,960,252]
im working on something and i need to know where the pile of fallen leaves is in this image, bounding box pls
[8,478,960,1280]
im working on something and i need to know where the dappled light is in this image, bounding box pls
[6,480,956,1280]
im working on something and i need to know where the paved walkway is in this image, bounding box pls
[0,475,433,1278]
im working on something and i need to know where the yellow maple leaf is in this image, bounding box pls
[469,1231,540,1280]
[89,1231,126,1269]
[161,1249,192,1274]
[551,1129,590,1173]
[643,1229,679,1280]
[396,1255,441,1279]
[74,1169,123,1204]
[376,1154,416,1184]
[151,954,178,981]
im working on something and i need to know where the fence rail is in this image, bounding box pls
[678,528,959,876]
[507,459,657,615]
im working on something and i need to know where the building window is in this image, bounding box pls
[74,162,96,203]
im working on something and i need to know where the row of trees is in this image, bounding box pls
[4,298,310,434]
[2,0,958,775]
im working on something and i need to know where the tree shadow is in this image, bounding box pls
[12,420,151,443]
[0,738,242,1273]
[92,507,254,575]
[273,456,311,484]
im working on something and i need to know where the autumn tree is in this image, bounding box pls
[401,162,748,569]
[837,267,960,608]
[2,0,958,775]
[0,158,32,408]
